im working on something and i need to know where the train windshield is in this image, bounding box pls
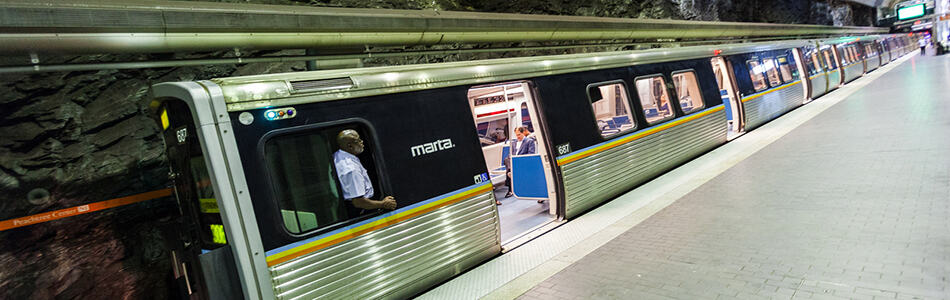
[159,102,228,249]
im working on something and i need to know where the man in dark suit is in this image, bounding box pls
[503,126,537,200]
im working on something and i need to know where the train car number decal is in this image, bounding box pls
[176,127,188,144]
[556,143,571,156]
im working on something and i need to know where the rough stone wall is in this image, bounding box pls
[0,52,306,299]
[0,0,879,299]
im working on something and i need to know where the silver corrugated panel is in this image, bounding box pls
[269,191,500,300]
[743,83,805,130]
[866,57,880,72]
[828,71,841,90]
[843,64,863,83]
[810,74,829,99]
[561,109,727,218]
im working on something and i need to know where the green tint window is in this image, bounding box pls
[265,131,347,234]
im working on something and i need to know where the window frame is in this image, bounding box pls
[670,69,706,115]
[585,79,638,139]
[633,74,677,126]
[257,117,392,237]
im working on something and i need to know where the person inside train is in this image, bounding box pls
[333,129,397,211]
[502,126,538,203]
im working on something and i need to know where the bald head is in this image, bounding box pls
[337,129,365,155]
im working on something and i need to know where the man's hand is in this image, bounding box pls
[380,196,397,210]
[351,196,397,210]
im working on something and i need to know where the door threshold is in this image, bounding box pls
[500,218,565,253]
[726,131,746,141]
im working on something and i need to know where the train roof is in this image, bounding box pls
[208,35,892,112]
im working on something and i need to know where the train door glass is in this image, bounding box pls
[710,57,744,139]
[467,81,557,246]
[158,101,228,299]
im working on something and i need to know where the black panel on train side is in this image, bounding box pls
[530,57,722,156]
[726,48,799,98]
[229,86,487,251]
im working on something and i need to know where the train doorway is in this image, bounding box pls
[792,48,812,103]
[467,81,558,247]
[711,57,744,139]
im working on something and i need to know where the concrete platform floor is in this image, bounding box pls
[420,52,948,300]
[515,53,950,299]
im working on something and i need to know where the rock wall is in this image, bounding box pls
[0,52,306,299]
[0,0,879,299]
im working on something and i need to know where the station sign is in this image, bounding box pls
[898,4,927,20]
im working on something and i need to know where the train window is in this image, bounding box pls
[821,49,837,69]
[761,58,782,87]
[634,76,675,125]
[671,71,705,115]
[476,118,509,146]
[264,124,381,234]
[776,56,796,83]
[587,81,636,137]
[838,47,850,64]
[746,60,768,92]
[806,51,823,75]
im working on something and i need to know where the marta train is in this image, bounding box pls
[150,33,918,299]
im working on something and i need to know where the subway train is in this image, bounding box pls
[150,33,918,299]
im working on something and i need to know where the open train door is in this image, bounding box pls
[711,56,745,139]
[467,81,559,249]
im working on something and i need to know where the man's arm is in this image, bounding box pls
[526,138,537,154]
[351,196,397,210]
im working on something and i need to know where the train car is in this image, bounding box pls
[722,46,806,131]
[878,38,892,65]
[836,41,866,84]
[149,35,910,300]
[803,42,842,100]
[861,40,882,73]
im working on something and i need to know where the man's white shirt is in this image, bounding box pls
[333,150,375,200]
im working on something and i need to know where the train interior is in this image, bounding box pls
[710,57,744,139]
[467,82,558,246]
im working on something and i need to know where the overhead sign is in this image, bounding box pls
[898,4,926,20]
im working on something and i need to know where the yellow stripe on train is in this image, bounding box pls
[265,183,492,266]
[557,105,725,166]
[741,80,801,103]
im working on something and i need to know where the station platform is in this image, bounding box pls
[419,52,950,300]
